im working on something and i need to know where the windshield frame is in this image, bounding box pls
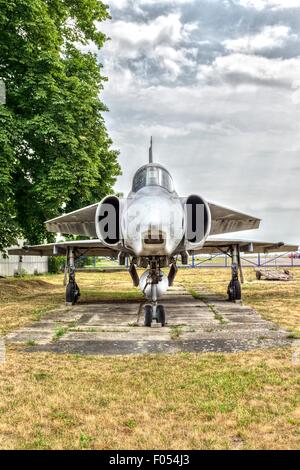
[132,165,174,193]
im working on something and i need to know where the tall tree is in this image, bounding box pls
[0,0,120,250]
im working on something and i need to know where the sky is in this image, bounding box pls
[95,0,300,243]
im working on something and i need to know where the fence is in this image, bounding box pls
[77,253,299,271]
[1,252,298,277]
[0,255,48,277]
[187,253,300,269]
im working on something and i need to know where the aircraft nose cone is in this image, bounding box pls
[122,188,185,256]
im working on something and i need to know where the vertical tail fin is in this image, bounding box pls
[149,136,153,164]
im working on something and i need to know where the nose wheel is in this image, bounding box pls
[157,305,166,326]
[144,304,166,327]
[142,258,169,327]
[144,305,153,327]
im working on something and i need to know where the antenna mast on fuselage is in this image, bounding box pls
[149,136,153,164]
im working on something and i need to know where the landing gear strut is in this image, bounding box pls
[168,261,178,287]
[129,256,177,327]
[65,248,80,306]
[227,245,242,303]
[129,261,140,287]
[143,258,167,327]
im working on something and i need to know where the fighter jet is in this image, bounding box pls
[9,139,298,326]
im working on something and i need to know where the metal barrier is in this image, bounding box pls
[77,253,300,270]
[187,253,300,269]
[1,253,298,276]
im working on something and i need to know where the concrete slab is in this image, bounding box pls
[5,284,294,355]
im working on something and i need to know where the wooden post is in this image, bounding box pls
[18,256,23,276]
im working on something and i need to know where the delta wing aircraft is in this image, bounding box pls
[9,140,298,326]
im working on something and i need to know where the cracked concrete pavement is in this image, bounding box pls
[6,285,293,355]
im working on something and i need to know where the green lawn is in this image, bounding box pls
[0,269,299,449]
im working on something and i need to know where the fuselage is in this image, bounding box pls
[96,162,210,259]
[122,184,185,257]
[118,164,184,257]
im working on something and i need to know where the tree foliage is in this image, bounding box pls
[0,0,120,251]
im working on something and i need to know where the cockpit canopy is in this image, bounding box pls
[132,164,174,193]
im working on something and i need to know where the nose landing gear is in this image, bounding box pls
[144,305,153,327]
[143,260,166,327]
[142,258,175,327]
[156,304,166,326]
[144,303,166,327]
[129,256,177,327]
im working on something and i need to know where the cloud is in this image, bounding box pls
[197,53,300,88]
[109,0,194,8]
[103,13,184,52]
[94,0,300,243]
[99,13,198,83]
[223,25,296,53]
[238,0,300,10]
[107,0,195,20]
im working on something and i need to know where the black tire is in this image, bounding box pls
[228,280,242,302]
[157,305,166,326]
[74,282,80,303]
[66,282,80,305]
[144,305,153,327]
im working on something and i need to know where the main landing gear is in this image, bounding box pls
[66,267,80,305]
[65,248,80,306]
[227,245,243,303]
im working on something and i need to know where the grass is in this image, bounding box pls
[179,267,300,335]
[0,278,63,335]
[69,328,98,333]
[0,272,142,335]
[188,287,228,324]
[0,347,299,450]
[170,325,185,340]
[0,268,300,449]
[4,267,299,336]
[213,310,227,324]
[287,332,300,340]
[52,327,68,342]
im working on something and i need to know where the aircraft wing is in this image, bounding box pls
[208,202,261,235]
[45,204,99,237]
[8,240,119,257]
[191,237,299,255]
[44,200,261,238]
